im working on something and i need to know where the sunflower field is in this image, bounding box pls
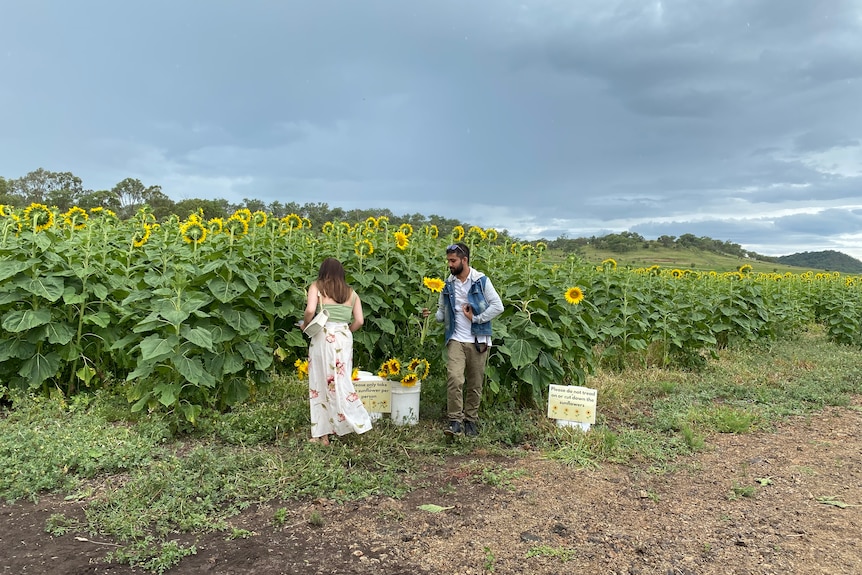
[3,203,862,422]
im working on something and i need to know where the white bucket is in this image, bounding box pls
[556,419,591,432]
[390,380,421,426]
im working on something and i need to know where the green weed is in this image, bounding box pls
[483,545,496,572]
[307,511,324,527]
[106,537,197,575]
[729,482,757,500]
[45,513,84,536]
[525,545,577,562]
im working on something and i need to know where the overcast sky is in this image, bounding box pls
[2,1,862,258]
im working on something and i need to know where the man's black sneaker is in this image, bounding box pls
[464,420,478,437]
[444,420,463,438]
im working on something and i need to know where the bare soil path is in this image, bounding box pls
[2,400,860,575]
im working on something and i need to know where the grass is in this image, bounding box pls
[1,324,860,572]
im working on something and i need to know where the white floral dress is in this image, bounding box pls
[307,308,372,438]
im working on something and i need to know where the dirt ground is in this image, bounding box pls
[2,400,860,575]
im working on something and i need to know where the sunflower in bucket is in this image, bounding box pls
[377,357,430,387]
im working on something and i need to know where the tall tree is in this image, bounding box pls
[174,198,232,220]
[241,197,267,213]
[8,168,84,208]
[268,200,301,218]
[77,189,120,211]
[111,178,171,219]
[0,176,15,207]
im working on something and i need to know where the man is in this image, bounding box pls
[433,242,504,438]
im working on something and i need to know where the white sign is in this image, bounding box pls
[353,372,392,413]
[547,384,597,424]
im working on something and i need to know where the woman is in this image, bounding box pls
[303,258,372,445]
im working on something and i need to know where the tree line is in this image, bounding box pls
[546,231,781,262]
[2,167,795,262]
[0,168,490,239]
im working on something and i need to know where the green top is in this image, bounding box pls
[320,292,356,324]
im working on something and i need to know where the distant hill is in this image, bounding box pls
[776,250,862,274]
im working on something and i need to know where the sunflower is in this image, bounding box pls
[425,224,439,238]
[407,358,430,379]
[62,206,89,230]
[602,258,617,270]
[321,221,334,234]
[738,264,753,274]
[467,225,486,241]
[208,217,224,234]
[423,277,445,293]
[394,231,409,250]
[294,358,309,380]
[485,228,498,242]
[671,269,683,278]
[354,239,374,258]
[400,373,419,387]
[364,216,378,231]
[376,216,389,229]
[180,219,208,245]
[535,241,547,253]
[22,203,54,233]
[352,367,360,381]
[385,358,401,376]
[451,225,465,241]
[564,286,584,305]
[224,214,249,238]
[233,208,252,222]
[0,205,10,217]
[281,213,303,232]
[132,223,153,248]
[398,222,413,237]
[251,210,268,227]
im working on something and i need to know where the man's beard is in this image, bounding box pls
[450,263,464,276]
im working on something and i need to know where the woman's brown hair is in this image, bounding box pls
[316,258,352,304]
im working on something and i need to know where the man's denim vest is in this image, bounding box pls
[442,275,493,342]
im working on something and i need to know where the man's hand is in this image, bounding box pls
[462,304,473,321]
[421,307,431,318]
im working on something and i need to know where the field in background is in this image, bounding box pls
[567,245,826,274]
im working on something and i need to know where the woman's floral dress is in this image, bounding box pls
[308,315,372,438]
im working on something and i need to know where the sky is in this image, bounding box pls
[2,0,862,258]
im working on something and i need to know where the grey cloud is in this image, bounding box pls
[773,209,862,235]
[794,130,860,153]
